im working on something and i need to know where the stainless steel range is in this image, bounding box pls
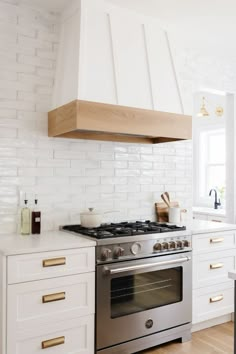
[63,221,192,354]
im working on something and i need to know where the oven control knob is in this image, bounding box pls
[169,241,176,249]
[131,242,142,255]
[162,242,169,250]
[153,242,162,251]
[113,247,125,259]
[176,240,184,248]
[101,248,112,261]
[183,240,191,247]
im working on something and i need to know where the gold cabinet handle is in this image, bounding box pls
[42,257,66,267]
[42,292,66,304]
[209,294,223,303]
[210,263,224,270]
[42,336,65,349]
[210,237,224,244]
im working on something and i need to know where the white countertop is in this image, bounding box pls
[0,230,96,256]
[193,206,226,217]
[0,220,236,256]
[188,219,236,235]
[228,271,236,281]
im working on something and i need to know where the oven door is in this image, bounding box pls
[96,251,192,350]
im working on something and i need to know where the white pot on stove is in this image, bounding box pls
[80,208,116,228]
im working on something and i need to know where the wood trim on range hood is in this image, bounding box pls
[48,100,192,144]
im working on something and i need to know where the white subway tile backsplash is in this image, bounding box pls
[0,1,193,234]
[54,168,84,177]
[0,127,17,138]
[115,153,140,161]
[18,167,53,177]
[54,150,86,160]
[101,177,127,185]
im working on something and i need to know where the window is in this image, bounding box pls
[197,128,226,205]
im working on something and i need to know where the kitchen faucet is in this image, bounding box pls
[209,189,221,209]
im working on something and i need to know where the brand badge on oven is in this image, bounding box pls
[145,319,153,329]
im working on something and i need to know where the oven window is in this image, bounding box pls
[110,267,182,318]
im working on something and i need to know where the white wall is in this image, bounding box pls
[0,0,192,234]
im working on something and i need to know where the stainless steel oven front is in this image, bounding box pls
[96,251,192,353]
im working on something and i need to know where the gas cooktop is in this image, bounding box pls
[62,220,186,239]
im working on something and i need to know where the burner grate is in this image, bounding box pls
[62,220,186,239]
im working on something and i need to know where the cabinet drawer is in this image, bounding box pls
[192,231,236,254]
[7,273,95,331]
[7,248,95,284]
[207,216,226,223]
[7,314,94,354]
[193,283,234,324]
[193,249,236,289]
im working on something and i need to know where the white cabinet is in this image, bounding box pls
[5,247,95,354]
[193,211,226,223]
[7,315,94,354]
[7,248,95,283]
[192,230,236,324]
[53,0,183,114]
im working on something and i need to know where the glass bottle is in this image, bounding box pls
[31,197,41,234]
[21,199,31,235]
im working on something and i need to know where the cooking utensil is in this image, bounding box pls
[80,208,117,228]
[164,192,170,203]
[161,193,171,208]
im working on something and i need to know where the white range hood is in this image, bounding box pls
[49,0,191,144]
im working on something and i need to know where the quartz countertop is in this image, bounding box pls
[228,271,236,281]
[0,230,96,256]
[1,220,236,256]
[193,206,226,217]
[188,219,236,235]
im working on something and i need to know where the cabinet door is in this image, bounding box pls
[8,247,95,284]
[193,249,235,289]
[193,283,233,324]
[7,314,94,354]
[109,10,153,109]
[192,230,236,254]
[7,273,95,331]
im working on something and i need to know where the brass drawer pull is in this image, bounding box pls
[210,237,224,244]
[42,257,66,267]
[42,336,65,349]
[209,294,223,303]
[42,292,66,303]
[210,263,224,270]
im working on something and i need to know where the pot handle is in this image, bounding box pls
[103,210,120,214]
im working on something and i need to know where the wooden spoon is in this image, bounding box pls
[161,193,171,208]
[165,192,171,204]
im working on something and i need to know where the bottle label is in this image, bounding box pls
[35,217,41,222]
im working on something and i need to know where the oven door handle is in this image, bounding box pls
[103,256,191,275]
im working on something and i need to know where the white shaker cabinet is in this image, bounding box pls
[3,246,95,354]
[192,230,236,324]
[53,0,183,115]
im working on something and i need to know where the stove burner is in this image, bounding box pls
[62,220,186,239]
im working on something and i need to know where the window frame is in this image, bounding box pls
[193,118,225,207]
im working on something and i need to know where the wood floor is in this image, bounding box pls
[140,322,233,354]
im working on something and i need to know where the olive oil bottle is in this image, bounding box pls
[21,197,31,235]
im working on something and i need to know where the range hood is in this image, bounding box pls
[49,0,192,144]
[48,100,191,144]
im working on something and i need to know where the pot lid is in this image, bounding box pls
[80,208,102,216]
